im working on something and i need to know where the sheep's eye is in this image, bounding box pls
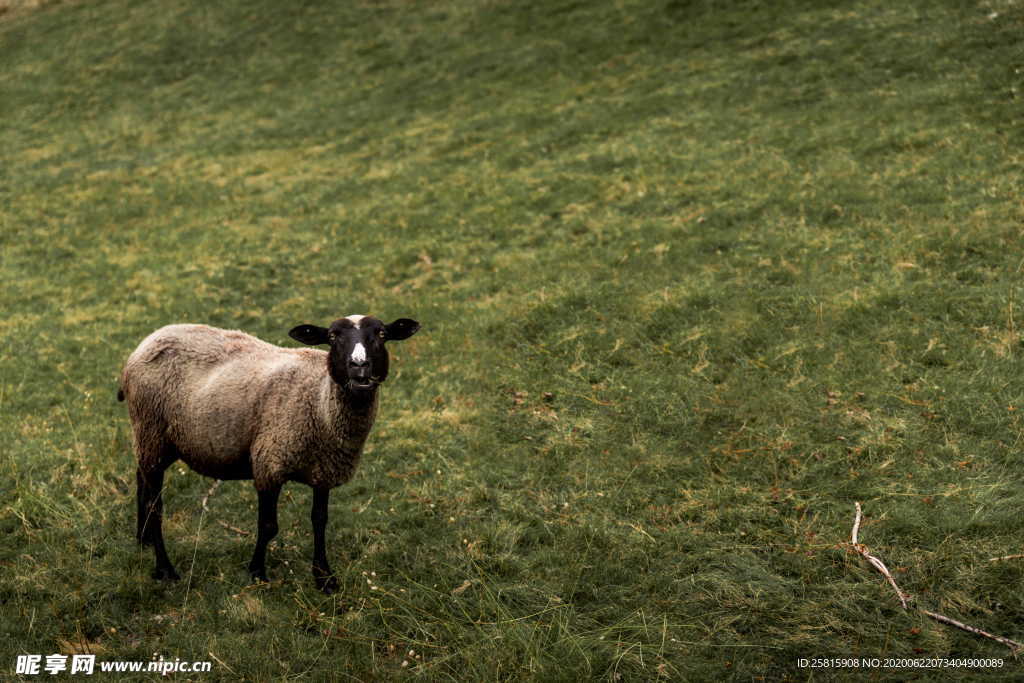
[329,333,337,342]
[378,330,386,339]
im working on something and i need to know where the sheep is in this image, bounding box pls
[118,315,420,593]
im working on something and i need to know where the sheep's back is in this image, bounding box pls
[122,324,325,470]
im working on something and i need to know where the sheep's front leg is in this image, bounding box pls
[248,486,281,583]
[311,487,338,594]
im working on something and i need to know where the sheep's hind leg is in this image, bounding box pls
[137,464,180,581]
[248,486,281,583]
[311,487,338,594]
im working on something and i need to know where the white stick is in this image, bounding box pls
[201,479,222,512]
[987,553,1024,563]
[218,520,249,536]
[920,610,1023,653]
[852,502,863,545]
[851,503,1024,653]
[850,503,910,609]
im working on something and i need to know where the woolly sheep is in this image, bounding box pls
[118,315,420,593]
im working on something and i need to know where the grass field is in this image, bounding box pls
[2,0,1024,679]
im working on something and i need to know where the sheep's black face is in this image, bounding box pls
[289,315,420,396]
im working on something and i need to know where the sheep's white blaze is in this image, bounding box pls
[346,314,366,328]
[351,342,367,364]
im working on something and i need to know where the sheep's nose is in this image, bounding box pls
[349,342,369,370]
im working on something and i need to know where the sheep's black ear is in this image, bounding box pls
[289,324,330,345]
[384,318,420,341]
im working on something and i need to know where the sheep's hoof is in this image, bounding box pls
[152,565,180,582]
[315,574,339,594]
[250,570,271,584]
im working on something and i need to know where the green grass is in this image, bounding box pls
[2,0,1024,679]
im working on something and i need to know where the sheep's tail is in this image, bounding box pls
[118,364,128,401]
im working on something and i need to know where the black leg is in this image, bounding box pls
[136,468,147,544]
[136,466,179,581]
[249,486,281,583]
[311,487,338,594]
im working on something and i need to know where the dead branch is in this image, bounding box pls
[920,610,1023,654]
[851,501,863,545]
[197,481,250,536]
[201,479,222,512]
[217,520,250,536]
[988,554,1024,563]
[850,503,1023,654]
[850,502,910,609]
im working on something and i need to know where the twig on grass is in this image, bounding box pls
[850,502,909,609]
[851,501,863,544]
[201,479,221,512]
[207,651,237,675]
[183,490,208,612]
[218,520,249,536]
[198,480,250,535]
[850,503,1024,654]
[988,553,1024,563]
[920,610,1024,653]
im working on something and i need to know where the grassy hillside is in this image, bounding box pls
[2,0,1023,679]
